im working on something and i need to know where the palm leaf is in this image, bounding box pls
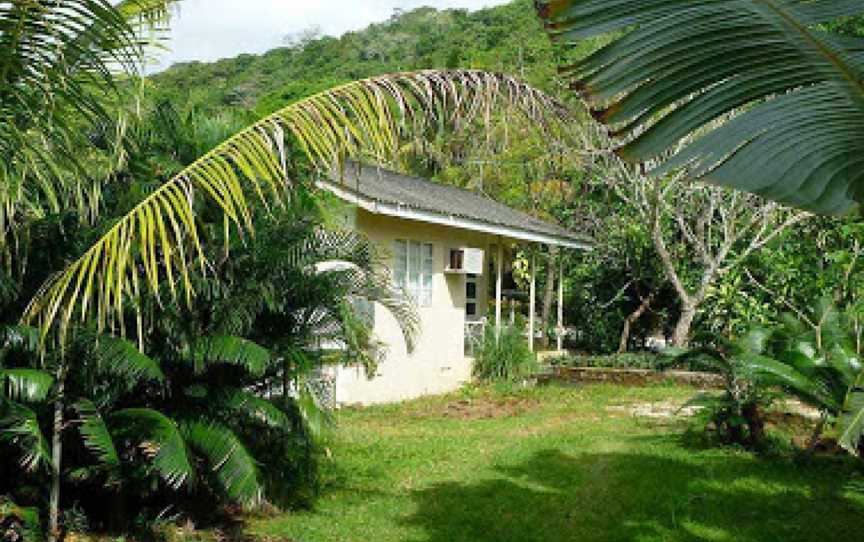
[739,352,840,412]
[95,334,164,384]
[22,70,566,340]
[539,0,864,215]
[192,335,272,377]
[181,421,263,507]
[839,370,864,455]
[0,369,54,403]
[297,385,332,440]
[110,408,193,489]
[0,400,52,472]
[216,389,291,430]
[74,399,121,483]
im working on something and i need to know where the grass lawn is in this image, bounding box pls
[248,383,864,542]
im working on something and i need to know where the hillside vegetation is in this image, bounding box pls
[150,1,571,116]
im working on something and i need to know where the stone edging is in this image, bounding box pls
[538,366,723,388]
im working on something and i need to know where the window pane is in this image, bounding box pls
[466,282,477,300]
[393,240,407,288]
[466,302,477,316]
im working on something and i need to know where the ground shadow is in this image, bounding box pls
[401,437,864,542]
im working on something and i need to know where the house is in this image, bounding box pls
[317,162,592,405]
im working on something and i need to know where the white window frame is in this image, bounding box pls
[393,239,434,307]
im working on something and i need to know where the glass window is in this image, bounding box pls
[393,240,434,307]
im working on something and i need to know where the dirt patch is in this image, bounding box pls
[428,397,540,420]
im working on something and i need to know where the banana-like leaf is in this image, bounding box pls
[22,70,566,340]
[538,0,864,215]
[75,399,121,483]
[110,408,193,489]
[192,335,272,377]
[838,371,864,455]
[96,335,165,384]
[0,369,54,403]
[217,389,292,430]
[181,421,263,507]
[0,400,52,472]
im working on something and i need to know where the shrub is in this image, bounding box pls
[472,321,537,382]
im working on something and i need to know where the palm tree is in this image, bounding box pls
[536,1,864,215]
[2,214,419,532]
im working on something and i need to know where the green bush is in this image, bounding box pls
[472,322,537,382]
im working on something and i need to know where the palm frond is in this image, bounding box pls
[75,399,121,483]
[192,335,272,377]
[304,227,420,353]
[110,408,193,489]
[739,352,840,413]
[838,372,864,455]
[216,389,291,430]
[539,1,864,215]
[297,385,332,440]
[0,400,52,472]
[22,70,566,339]
[95,335,164,384]
[0,369,54,403]
[181,421,263,507]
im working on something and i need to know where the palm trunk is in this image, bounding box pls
[619,292,655,354]
[48,368,66,542]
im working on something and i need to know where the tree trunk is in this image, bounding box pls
[743,402,765,447]
[540,250,556,349]
[48,369,66,542]
[673,302,698,348]
[618,292,655,354]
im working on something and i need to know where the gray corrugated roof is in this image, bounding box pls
[324,162,592,247]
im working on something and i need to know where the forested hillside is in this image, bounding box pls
[151,1,566,116]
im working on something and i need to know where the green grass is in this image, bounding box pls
[248,383,864,542]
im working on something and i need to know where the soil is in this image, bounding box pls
[436,397,540,420]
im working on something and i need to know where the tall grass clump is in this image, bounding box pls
[472,321,537,382]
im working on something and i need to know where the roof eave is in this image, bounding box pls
[317,179,594,250]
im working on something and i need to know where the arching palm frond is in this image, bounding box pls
[296,386,331,441]
[216,389,291,431]
[839,372,864,455]
[192,335,272,377]
[22,71,566,340]
[95,335,165,384]
[538,1,864,215]
[110,408,193,489]
[74,399,121,482]
[181,421,263,507]
[304,228,420,352]
[0,369,54,403]
[0,401,52,472]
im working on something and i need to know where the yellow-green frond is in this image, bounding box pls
[23,70,568,341]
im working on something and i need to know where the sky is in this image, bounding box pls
[150,0,510,72]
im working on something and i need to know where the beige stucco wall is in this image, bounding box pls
[333,207,496,406]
